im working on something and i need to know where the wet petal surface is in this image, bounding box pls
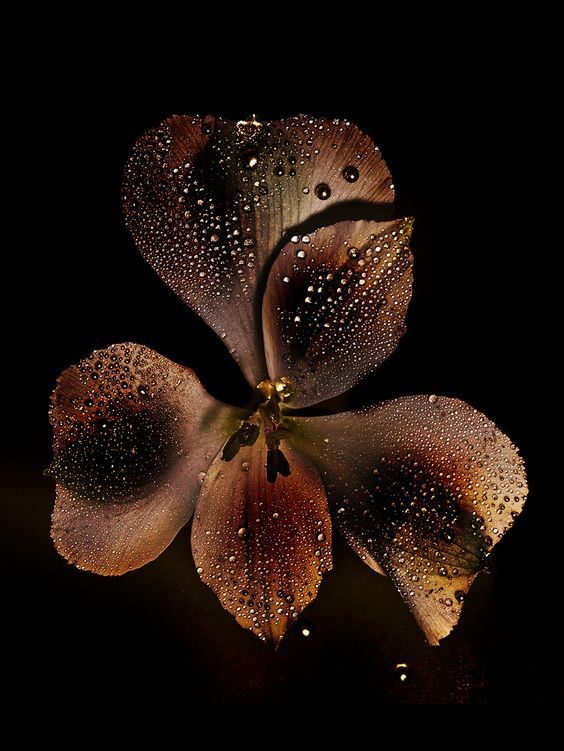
[292,396,527,644]
[263,219,413,408]
[123,115,394,385]
[49,343,239,575]
[191,440,332,644]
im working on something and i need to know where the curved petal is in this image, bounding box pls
[191,441,332,644]
[263,218,413,408]
[292,396,527,644]
[122,115,394,386]
[49,343,240,576]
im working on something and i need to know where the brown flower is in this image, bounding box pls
[48,115,527,645]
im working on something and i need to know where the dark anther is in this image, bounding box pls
[266,448,291,483]
[221,432,242,462]
[221,422,259,462]
[238,422,260,446]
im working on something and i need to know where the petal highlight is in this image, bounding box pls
[292,396,527,644]
[123,115,394,385]
[263,219,413,408]
[49,343,239,575]
[191,440,332,644]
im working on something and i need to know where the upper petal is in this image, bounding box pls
[122,115,394,386]
[191,440,332,644]
[49,342,240,575]
[263,218,414,408]
[292,396,527,644]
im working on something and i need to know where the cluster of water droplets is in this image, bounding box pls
[122,114,394,375]
[49,343,179,502]
[192,443,332,642]
[266,219,413,406]
[296,395,527,643]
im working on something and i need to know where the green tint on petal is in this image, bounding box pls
[291,396,527,644]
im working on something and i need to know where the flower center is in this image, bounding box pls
[220,377,294,483]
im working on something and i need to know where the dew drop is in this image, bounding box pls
[393,663,410,683]
[297,249,307,259]
[342,165,359,182]
[429,394,438,404]
[315,183,331,200]
[237,527,247,538]
[297,618,314,638]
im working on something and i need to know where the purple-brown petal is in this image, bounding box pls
[191,440,332,645]
[291,396,527,644]
[122,115,394,386]
[49,342,240,576]
[263,218,414,408]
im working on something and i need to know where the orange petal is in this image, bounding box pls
[191,441,332,644]
[263,218,413,407]
[122,115,394,386]
[292,396,527,644]
[49,343,240,576]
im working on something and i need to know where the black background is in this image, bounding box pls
[3,63,556,704]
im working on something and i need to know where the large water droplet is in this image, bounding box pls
[315,183,331,200]
[342,165,359,182]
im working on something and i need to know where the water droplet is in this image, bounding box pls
[315,183,331,200]
[237,527,247,538]
[241,461,250,472]
[297,618,314,638]
[290,235,300,244]
[342,165,359,182]
[455,590,465,603]
[198,471,207,484]
[393,663,410,683]
[283,276,290,283]
[429,394,438,404]
[196,567,204,575]
[297,249,306,259]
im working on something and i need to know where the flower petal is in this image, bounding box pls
[123,115,394,385]
[263,218,413,408]
[292,396,527,644]
[49,343,239,576]
[191,441,332,644]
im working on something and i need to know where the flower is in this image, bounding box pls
[48,114,527,646]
